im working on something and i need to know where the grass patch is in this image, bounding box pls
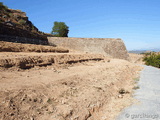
[47,98,52,104]
[133,86,140,90]
[134,77,140,81]
[48,111,54,114]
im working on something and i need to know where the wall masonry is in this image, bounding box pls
[0,35,48,45]
[48,37,129,60]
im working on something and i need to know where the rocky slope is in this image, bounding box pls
[0,2,52,41]
[0,2,38,33]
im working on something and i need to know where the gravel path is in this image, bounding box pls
[116,65,160,120]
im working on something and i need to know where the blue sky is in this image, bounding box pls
[1,0,160,50]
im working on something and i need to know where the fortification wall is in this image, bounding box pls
[0,23,47,41]
[48,37,129,60]
[0,35,48,45]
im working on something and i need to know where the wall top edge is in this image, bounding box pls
[47,37,122,41]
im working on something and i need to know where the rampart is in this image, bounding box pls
[0,35,48,45]
[48,37,129,60]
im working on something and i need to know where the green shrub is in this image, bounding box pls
[143,53,160,68]
[18,19,26,25]
[9,13,13,17]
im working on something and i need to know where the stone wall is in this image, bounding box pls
[48,37,129,60]
[0,23,47,41]
[0,35,48,45]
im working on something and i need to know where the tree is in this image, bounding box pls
[51,21,69,37]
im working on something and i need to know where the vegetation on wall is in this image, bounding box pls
[143,52,160,68]
[18,19,26,25]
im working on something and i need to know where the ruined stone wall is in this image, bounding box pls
[48,37,129,60]
[0,35,48,45]
[0,23,47,41]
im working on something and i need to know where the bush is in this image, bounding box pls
[143,53,160,68]
[18,19,26,25]
[9,13,13,17]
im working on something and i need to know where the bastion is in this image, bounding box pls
[48,37,129,60]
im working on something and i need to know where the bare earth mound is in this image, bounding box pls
[0,41,69,53]
[0,41,142,120]
[0,60,142,120]
[0,52,104,70]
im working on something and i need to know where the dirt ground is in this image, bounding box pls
[129,53,144,64]
[0,52,104,70]
[0,41,143,120]
[0,41,69,53]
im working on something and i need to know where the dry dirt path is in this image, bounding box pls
[0,58,142,120]
[116,65,160,120]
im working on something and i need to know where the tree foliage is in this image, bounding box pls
[51,21,69,37]
[143,53,160,68]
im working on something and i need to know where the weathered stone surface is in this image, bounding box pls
[48,37,129,60]
[0,35,48,45]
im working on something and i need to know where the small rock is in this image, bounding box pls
[61,100,66,104]
[33,98,37,102]
[10,113,14,116]
[119,88,126,94]
[30,117,34,120]
[118,94,123,98]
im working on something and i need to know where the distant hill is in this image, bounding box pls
[128,50,148,54]
[129,49,160,54]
